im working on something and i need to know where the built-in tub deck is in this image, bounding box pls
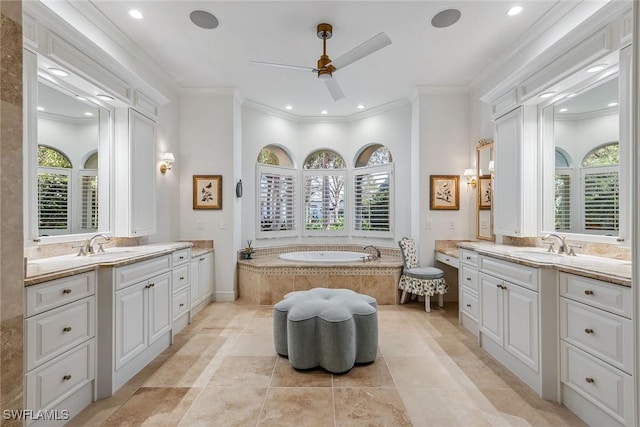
[237,245,403,305]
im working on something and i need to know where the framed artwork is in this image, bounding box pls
[193,175,222,210]
[430,175,459,210]
[479,175,492,210]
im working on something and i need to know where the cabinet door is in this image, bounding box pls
[200,253,214,300]
[479,273,503,346]
[148,272,172,346]
[493,108,522,237]
[190,259,201,307]
[130,109,157,236]
[115,282,146,370]
[504,282,539,371]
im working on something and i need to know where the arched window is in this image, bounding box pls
[581,142,619,234]
[303,150,346,234]
[37,145,72,235]
[84,151,98,169]
[353,144,393,236]
[257,145,296,237]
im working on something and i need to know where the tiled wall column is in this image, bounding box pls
[0,1,24,425]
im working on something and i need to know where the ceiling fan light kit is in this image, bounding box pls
[251,22,391,102]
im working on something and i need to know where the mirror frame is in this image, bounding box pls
[476,139,494,241]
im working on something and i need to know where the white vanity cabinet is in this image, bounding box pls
[97,255,172,398]
[477,254,558,399]
[559,273,634,427]
[493,105,538,237]
[190,251,214,314]
[115,107,157,237]
[171,248,192,335]
[458,249,479,336]
[24,272,97,426]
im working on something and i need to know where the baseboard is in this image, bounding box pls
[215,291,237,302]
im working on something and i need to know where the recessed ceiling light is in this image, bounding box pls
[608,102,618,107]
[507,6,523,16]
[190,10,219,29]
[96,94,114,101]
[431,9,461,29]
[357,104,365,109]
[129,9,143,20]
[37,107,45,111]
[285,105,293,110]
[539,92,557,99]
[75,95,87,101]
[321,110,328,115]
[84,112,94,116]
[48,68,69,77]
[559,108,568,113]
[586,64,607,73]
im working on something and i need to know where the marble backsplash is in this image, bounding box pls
[502,236,631,261]
[24,236,149,260]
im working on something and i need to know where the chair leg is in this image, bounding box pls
[425,296,431,313]
[438,293,444,308]
[400,290,408,304]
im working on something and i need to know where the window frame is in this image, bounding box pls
[302,168,348,237]
[351,163,394,238]
[256,164,298,239]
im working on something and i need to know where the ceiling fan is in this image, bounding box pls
[251,23,392,101]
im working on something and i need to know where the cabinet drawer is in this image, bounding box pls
[435,252,459,268]
[172,249,191,267]
[560,342,633,425]
[172,265,190,292]
[115,255,170,290]
[560,298,632,374]
[559,273,631,318]
[26,297,95,371]
[461,288,479,321]
[479,255,538,291]
[459,249,478,267]
[26,339,95,414]
[26,272,95,317]
[173,288,190,321]
[459,264,478,293]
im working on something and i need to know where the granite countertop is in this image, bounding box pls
[457,241,631,287]
[192,248,215,258]
[25,242,193,286]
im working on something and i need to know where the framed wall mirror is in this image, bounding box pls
[476,139,494,241]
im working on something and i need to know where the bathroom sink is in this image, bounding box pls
[511,251,566,262]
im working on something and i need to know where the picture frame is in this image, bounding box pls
[193,175,222,210]
[430,175,459,210]
[478,175,492,210]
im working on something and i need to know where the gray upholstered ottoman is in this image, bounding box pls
[273,288,378,373]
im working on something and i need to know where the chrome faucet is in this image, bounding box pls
[363,245,381,259]
[84,234,111,255]
[542,233,567,254]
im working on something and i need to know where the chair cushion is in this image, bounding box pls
[404,266,444,279]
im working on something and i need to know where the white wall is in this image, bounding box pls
[179,89,238,301]
[555,113,619,165]
[37,117,98,167]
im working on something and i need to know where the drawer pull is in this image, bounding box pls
[179,303,185,307]
[584,328,594,334]
[62,289,72,294]
[62,326,72,333]
[180,277,185,280]
[63,374,72,381]
[585,377,595,384]
[179,256,185,260]
[445,258,450,262]
[466,256,471,260]
[145,283,156,289]
[466,277,471,281]
[466,304,471,308]
[584,290,594,295]
[200,257,205,261]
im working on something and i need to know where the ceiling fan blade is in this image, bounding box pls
[250,60,317,72]
[325,77,345,101]
[329,32,392,71]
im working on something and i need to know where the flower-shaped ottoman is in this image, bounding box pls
[273,288,378,373]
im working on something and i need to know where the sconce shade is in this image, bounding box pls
[488,160,495,173]
[163,152,175,163]
[463,168,475,177]
[160,152,175,174]
[463,168,477,188]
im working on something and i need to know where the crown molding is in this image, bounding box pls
[555,106,618,121]
[38,111,99,125]
[414,85,469,95]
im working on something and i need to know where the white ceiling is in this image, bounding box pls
[89,1,567,117]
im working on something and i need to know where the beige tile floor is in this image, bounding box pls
[69,301,586,426]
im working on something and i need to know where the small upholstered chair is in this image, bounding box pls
[397,237,448,312]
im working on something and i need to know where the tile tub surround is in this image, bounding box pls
[1,2,24,424]
[237,245,403,305]
[458,241,631,287]
[66,302,586,427]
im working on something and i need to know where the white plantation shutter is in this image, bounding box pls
[554,168,572,232]
[38,167,71,236]
[581,166,619,234]
[79,170,99,232]
[303,169,347,235]
[353,164,393,237]
[257,165,297,238]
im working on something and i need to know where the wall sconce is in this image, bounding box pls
[463,168,477,188]
[160,152,175,174]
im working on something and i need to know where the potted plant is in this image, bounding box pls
[242,240,255,259]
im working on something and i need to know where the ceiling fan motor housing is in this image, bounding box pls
[316,23,335,79]
[317,23,333,39]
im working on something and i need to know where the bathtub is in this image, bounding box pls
[278,251,368,263]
